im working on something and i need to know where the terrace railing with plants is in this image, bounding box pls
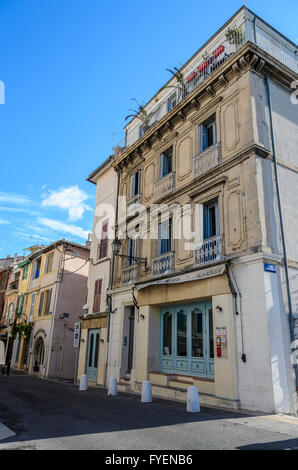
[122,17,297,150]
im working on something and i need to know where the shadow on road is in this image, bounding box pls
[238,438,298,450]
[0,374,268,447]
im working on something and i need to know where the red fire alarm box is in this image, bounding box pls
[216,336,221,357]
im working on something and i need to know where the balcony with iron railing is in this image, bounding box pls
[193,143,221,178]
[121,264,139,284]
[127,193,142,217]
[154,172,175,201]
[194,235,225,267]
[122,13,297,150]
[152,251,175,277]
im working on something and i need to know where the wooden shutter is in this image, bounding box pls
[93,279,102,313]
[45,289,52,315]
[29,293,36,322]
[100,221,108,259]
[38,291,45,317]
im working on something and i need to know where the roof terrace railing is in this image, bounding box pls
[119,17,297,151]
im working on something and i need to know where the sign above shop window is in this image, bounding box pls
[136,264,226,290]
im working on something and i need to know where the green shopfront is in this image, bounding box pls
[160,301,214,378]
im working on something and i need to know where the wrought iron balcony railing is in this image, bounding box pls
[123,16,297,150]
[154,172,175,201]
[194,234,224,267]
[121,264,139,284]
[152,251,175,277]
[193,143,221,178]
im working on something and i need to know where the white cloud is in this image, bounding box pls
[38,217,89,240]
[41,185,92,221]
[0,219,10,225]
[0,191,31,205]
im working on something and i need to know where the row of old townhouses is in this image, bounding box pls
[1,7,297,417]
[77,6,298,416]
[0,241,89,379]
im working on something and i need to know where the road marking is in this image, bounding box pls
[0,423,16,441]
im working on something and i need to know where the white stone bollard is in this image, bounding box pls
[79,374,88,391]
[108,377,117,396]
[141,380,152,403]
[187,386,200,412]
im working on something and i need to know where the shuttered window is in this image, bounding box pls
[28,293,36,322]
[93,279,102,313]
[44,252,54,274]
[38,291,45,316]
[98,221,108,259]
[44,289,52,315]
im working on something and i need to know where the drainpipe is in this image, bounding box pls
[265,76,298,389]
[104,169,120,386]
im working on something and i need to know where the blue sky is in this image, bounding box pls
[0,0,297,257]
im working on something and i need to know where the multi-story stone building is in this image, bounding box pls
[0,254,24,367]
[105,7,297,414]
[77,154,118,385]
[9,240,89,380]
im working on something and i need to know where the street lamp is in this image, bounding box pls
[111,238,150,272]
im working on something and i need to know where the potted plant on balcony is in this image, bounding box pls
[225,26,244,46]
[125,98,154,134]
[165,66,188,100]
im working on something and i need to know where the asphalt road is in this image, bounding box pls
[0,371,298,450]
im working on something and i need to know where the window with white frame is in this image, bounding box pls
[158,218,172,255]
[199,115,216,152]
[130,170,141,197]
[127,236,138,266]
[44,252,54,274]
[203,199,219,239]
[160,147,173,179]
[167,92,177,112]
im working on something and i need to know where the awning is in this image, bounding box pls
[136,264,226,290]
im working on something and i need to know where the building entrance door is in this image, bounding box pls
[160,302,214,378]
[127,307,135,373]
[86,329,100,382]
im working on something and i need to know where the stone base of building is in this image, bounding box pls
[117,371,240,410]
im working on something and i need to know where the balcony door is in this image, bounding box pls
[160,302,214,378]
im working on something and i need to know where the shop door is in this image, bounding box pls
[160,302,214,378]
[86,329,100,382]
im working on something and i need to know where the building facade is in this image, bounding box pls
[0,255,24,367]
[104,7,297,414]
[9,240,89,380]
[77,154,118,386]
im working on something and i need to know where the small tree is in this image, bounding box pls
[166,67,188,100]
[125,98,154,131]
